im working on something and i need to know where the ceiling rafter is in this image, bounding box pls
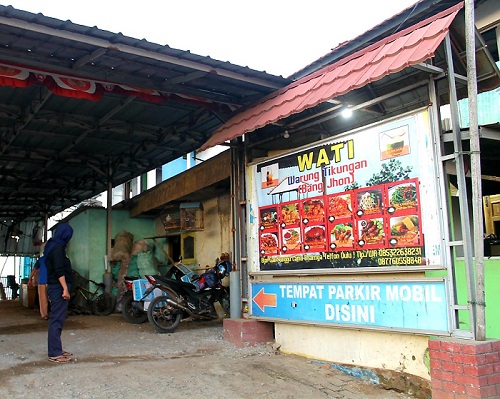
[72,48,107,69]
[0,102,209,141]
[0,86,52,155]
[163,70,209,87]
[126,106,212,160]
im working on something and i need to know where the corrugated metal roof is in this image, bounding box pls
[199,4,462,151]
[0,5,290,228]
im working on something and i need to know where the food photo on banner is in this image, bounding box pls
[252,109,443,271]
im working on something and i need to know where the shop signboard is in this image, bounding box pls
[251,110,443,271]
[250,280,450,334]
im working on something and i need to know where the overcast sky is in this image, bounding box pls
[4,0,418,77]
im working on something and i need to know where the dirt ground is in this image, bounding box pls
[0,300,417,399]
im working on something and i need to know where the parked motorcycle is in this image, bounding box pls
[118,260,198,324]
[145,259,231,333]
[119,276,148,324]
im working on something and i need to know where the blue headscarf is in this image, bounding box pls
[44,223,73,256]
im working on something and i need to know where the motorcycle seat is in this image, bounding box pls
[156,275,197,290]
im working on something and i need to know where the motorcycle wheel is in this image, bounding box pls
[92,292,116,316]
[147,290,182,333]
[121,292,148,324]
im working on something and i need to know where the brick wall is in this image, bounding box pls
[223,318,274,348]
[429,338,500,398]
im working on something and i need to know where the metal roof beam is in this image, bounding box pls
[86,162,107,178]
[56,96,139,157]
[413,62,468,83]
[0,149,115,166]
[0,103,211,141]
[442,126,500,142]
[0,86,52,155]
[164,71,209,86]
[122,107,211,160]
[0,48,247,105]
[72,48,107,69]
[294,80,429,132]
[363,84,387,115]
[412,62,446,75]
[0,15,282,90]
[475,27,500,80]
[98,96,135,124]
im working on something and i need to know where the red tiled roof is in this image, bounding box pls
[199,3,463,151]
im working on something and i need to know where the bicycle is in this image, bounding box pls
[71,271,116,316]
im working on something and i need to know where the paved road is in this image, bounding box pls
[0,300,416,398]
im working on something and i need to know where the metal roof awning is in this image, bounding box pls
[199,4,463,151]
[0,5,290,227]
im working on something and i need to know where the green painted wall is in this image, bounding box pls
[65,207,156,285]
[459,88,500,127]
[427,258,500,339]
[459,62,500,127]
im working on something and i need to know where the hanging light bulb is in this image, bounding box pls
[341,106,353,118]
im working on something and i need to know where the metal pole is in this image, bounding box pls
[106,160,113,272]
[465,0,485,341]
[104,160,113,293]
[429,79,461,333]
[107,178,112,272]
[44,214,48,242]
[230,145,242,318]
[444,33,477,339]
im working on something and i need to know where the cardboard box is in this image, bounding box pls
[21,284,36,308]
[133,279,152,301]
[132,279,165,302]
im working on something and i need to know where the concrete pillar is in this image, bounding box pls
[229,271,241,319]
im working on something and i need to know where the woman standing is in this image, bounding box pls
[45,223,74,363]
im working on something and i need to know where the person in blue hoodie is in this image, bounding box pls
[45,223,74,363]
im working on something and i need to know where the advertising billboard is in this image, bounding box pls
[251,110,443,271]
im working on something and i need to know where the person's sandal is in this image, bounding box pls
[48,355,71,363]
[62,351,73,356]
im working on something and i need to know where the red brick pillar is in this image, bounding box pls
[223,318,274,347]
[429,338,500,398]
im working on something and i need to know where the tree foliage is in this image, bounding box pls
[366,159,413,186]
[343,159,413,191]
